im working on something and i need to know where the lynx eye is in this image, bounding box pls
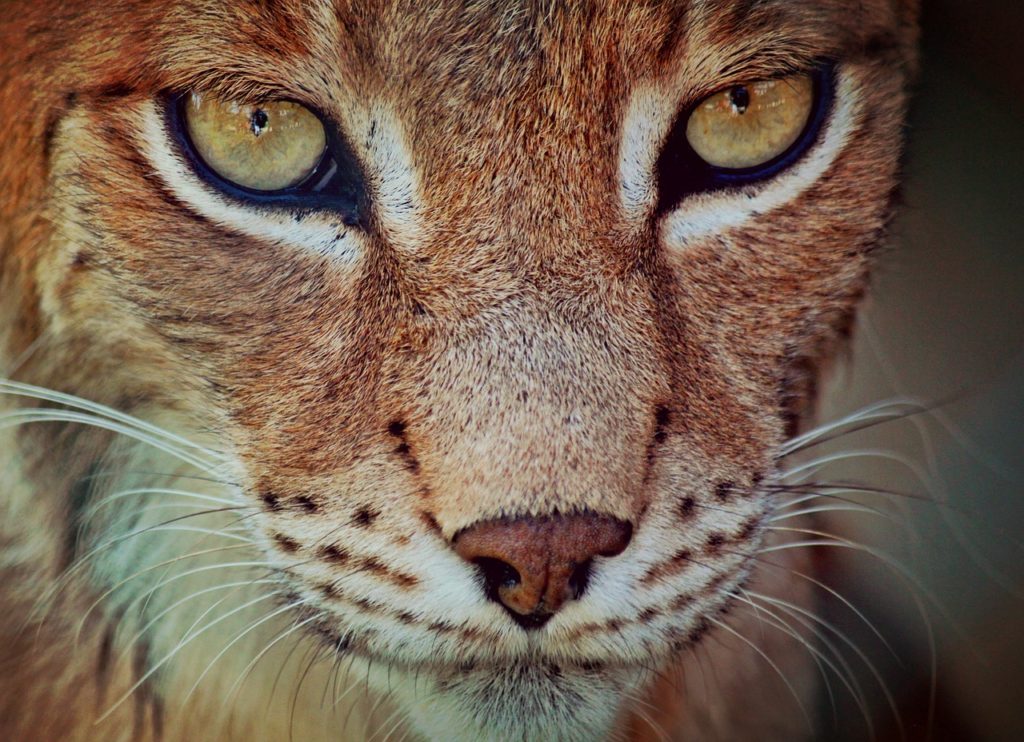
[656,66,833,213]
[183,94,327,192]
[685,75,814,170]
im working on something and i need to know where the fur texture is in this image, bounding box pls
[0,1,918,740]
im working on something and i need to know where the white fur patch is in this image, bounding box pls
[618,85,675,220]
[357,103,427,253]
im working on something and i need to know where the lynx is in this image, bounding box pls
[0,1,919,740]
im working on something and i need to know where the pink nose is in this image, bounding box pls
[453,512,632,629]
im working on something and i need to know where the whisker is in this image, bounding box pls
[780,398,931,458]
[84,487,243,519]
[707,616,813,733]
[0,379,226,464]
[73,553,272,646]
[757,531,965,671]
[90,504,256,543]
[777,448,933,488]
[622,689,672,742]
[0,408,218,474]
[768,503,912,532]
[753,597,876,740]
[96,592,296,722]
[226,613,326,707]
[183,597,312,704]
[731,598,841,729]
[725,549,902,665]
[747,590,904,742]
[30,533,254,634]
[120,578,280,662]
[79,467,241,489]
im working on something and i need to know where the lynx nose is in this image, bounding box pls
[453,512,633,629]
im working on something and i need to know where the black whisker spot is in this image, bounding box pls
[714,481,735,502]
[319,544,350,564]
[352,506,380,528]
[274,533,301,553]
[736,517,759,541]
[421,511,441,534]
[704,532,726,554]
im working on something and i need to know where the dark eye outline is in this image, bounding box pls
[164,93,367,227]
[655,64,836,214]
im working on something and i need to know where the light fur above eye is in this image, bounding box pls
[685,74,815,170]
[184,94,327,192]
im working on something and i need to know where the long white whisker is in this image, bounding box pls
[183,597,311,703]
[84,487,242,519]
[758,531,966,656]
[778,448,932,487]
[0,379,225,464]
[74,552,269,644]
[748,590,904,741]
[707,616,813,733]
[0,408,219,473]
[780,398,928,457]
[226,613,325,706]
[96,592,295,723]
[30,531,254,633]
[93,503,256,543]
[730,550,902,665]
[120,578,280,664]
[769,503,910,530]
[746,596,876,739]
[731,599,840,728]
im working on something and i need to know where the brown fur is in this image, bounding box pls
[0,2,918,740]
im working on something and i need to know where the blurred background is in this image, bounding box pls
[814,1,1024,739]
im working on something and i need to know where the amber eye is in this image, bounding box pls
[183,94,327,192]
[685,74,815,170]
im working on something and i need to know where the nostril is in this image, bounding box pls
[568,560,593,601]
[474,557,521,600]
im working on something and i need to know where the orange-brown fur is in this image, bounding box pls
[0,2,918,740]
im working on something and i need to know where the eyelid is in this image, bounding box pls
[688,52,823,98]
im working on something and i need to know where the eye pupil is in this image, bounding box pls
[250,109,270,137]
[729,86,750,114]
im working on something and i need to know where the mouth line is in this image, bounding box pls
[294,602,731,685]
[298,607,646,677]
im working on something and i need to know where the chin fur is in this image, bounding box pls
[393,663,642,742]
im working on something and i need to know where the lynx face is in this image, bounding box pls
[0,1,918,740]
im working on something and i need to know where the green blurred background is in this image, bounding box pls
[815,1,1024,739]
